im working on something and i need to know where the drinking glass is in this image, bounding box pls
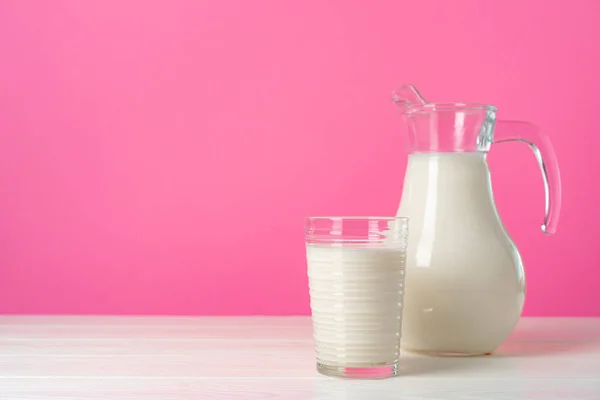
[304,216,409,379]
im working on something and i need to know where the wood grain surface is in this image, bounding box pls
[1,317,599,399]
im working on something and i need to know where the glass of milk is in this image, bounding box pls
[304,216,409,379]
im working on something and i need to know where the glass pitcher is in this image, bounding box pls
[393,85,561,355]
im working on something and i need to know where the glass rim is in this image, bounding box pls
[305,216,409,222]
[404,102,497,114]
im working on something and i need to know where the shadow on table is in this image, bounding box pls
[397,356,475,376]
[494,338,596,357]
[495,321,600,357]
[401,320,600,359]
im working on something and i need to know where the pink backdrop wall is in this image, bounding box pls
[0,0,598,316]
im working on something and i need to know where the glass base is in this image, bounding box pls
[316,362,398,379]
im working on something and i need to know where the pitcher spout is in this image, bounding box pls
[391,84,428,111]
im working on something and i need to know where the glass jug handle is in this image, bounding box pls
[493,121,562,235]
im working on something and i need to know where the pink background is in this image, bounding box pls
[0,1,598,316]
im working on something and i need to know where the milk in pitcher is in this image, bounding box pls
[398,153,524,355]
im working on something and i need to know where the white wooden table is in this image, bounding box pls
[0,317,599,399]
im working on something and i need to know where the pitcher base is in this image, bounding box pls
[404,348,494,357]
